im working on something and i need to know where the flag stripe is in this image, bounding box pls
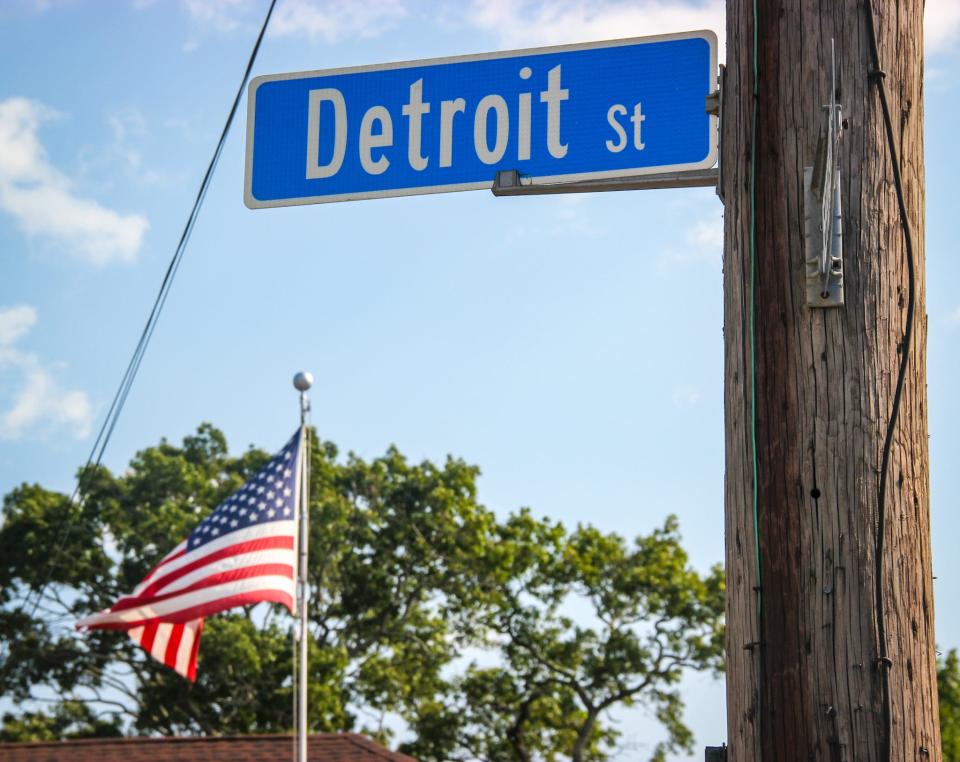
[127,619,203,681]
[153,548,294,596]
[186,619,203,681]
[100,589,295,630]
[148,563,295,604]
[79,575,296,627]
[133,543,188,595]
[164,622,184,668]
[78,428,303,683]
[175,621,196,678]
[164,590,295,625]
[108,562,294,614]
[133,520,295,586]
[141,621,158,654]
[139,537,294,597]
[151,622,171,662]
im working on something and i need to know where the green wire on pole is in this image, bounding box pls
[749,0,764,754]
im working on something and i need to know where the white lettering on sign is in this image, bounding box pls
[439,98,466,168]
[359,106,392,175]
[306,88,347,179]
[301,64,629,179]
[517,66,532,161]
[540,65,569,159]
[402,79,430,171]
[605,104,628,152]
[606,102,646,153]
[630,102,646,150]
[474,94,509,164]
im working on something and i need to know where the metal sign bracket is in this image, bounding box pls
[804,166,844,307]
[491,167,718,195]
[804,39,845,308]
[492,81,723,198]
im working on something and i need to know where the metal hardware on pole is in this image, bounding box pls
[293,371,313,762]
[803,39,845,308]
[704,744,727,762]
[491,167,718,196]
[491,88,723,199]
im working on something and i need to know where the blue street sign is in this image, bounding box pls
[244,31,718,208]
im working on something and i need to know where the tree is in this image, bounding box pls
[0,424,723,760]
[0,701,122,742]
[404,515,724,762]
[939,650,960,760]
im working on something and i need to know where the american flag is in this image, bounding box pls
[77,428,304,681]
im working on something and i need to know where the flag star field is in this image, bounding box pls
[188,433,299,549]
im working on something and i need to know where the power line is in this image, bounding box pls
[0,0,278,681]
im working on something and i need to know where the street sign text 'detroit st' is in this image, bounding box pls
[245,31,718,207]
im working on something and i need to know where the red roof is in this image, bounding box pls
[0,733,418,762]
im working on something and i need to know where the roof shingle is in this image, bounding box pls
[0,733,418,762]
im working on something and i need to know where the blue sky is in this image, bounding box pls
[1,1,958,758]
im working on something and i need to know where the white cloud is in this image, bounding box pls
[926,0,960,56]
[672,385,702,409]
[500,195,605,245]
[107,108,147,147]
[0,305,37,347]
[688,217,723,248]
[468,0,725,59]
[97,107,168,185]
[0,305,93,441]
[658,212,723,268]
[271,0,407,42]
[24,0,71,10]
[181,0,247,31]
[0,97,148,265]
[178,0,406,43]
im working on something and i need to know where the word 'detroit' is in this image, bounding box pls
[305,65,647,179]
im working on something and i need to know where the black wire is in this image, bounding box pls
[864,3,916,761]
[0,0,277,681]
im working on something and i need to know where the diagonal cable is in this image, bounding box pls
[1,0,278,681]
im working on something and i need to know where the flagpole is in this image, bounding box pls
[293,371,313,762]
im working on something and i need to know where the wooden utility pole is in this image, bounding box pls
[721,1,938,760]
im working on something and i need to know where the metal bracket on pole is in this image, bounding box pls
[804,39,844,308]
[705,89,720,117]
[492,78,722,198]
[714,64,726,203]
[491,167,718,196]
[704,745,728,762]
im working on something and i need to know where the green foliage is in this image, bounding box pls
[940,649,960,759]
[0,701,122,741]
[0,424,724,760]
[399,514,724,762]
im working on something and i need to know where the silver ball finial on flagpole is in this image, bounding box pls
[293,371,313,392]
[293,371,313,425]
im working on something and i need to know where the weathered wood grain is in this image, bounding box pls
[722,1,937,759]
